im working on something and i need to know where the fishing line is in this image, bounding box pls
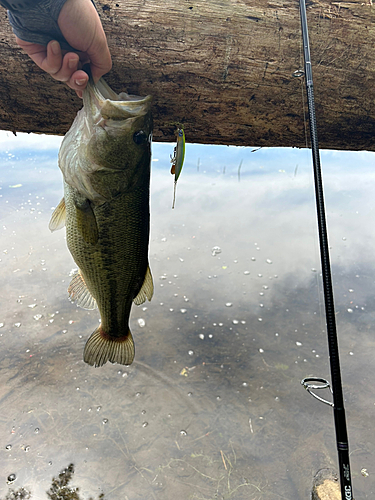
[293,63,326,340]
[295,27,309,151]
[297,0,354,498]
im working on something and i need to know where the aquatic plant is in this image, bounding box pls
[2,464,104,500]
[3,489,31,499]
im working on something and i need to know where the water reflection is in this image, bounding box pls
[6,463,105,499]
[0,135,374,499]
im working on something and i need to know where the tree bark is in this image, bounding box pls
[0,0,374,149]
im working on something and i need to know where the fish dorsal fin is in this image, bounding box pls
[49,198,66,232]
[75,199,99,245]
[133,265,154,305]
[68,269,98,310]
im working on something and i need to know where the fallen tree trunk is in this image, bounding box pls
[0,0,374,149]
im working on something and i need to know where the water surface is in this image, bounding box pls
[0,134,374,499]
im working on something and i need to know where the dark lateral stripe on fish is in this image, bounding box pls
[83,326,135,367]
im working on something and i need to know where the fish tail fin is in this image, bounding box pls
[83,326,135,367]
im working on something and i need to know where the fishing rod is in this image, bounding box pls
[298,0,354,498]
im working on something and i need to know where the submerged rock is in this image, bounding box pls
[311,468,341,500]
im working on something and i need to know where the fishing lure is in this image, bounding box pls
[170,128,185,209]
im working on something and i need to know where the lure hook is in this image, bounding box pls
[170,128,185,209]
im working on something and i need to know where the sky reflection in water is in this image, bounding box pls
[0,131,374,499]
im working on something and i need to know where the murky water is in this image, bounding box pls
[0,134,374,499]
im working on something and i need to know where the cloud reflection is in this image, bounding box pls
[1,136,375,499]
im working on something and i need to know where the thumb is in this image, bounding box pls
[87,37,112,83]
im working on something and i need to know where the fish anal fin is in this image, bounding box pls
[133,265,154,305]
[84,326,135,367]
[75,199,99,245]
[68,269,97,310]
[49,198,66,232]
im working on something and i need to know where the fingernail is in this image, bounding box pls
[69,58,78,69]
[50,41,60,56]
[75,79,86,86]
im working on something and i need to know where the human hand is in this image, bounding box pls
[15,0,112,97]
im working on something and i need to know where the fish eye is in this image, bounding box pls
[133,130,148,145]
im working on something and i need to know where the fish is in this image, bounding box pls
[49,77,154,367]
[170,128,185,209]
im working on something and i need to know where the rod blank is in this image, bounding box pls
[298,0,354,498]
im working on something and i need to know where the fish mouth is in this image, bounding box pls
[84,77,152,131]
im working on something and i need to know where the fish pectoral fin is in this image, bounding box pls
[133,265,154,305]
[84,327,135,367]
[75,199,99,245]
[68,269,98,310]
[49,198,66,232]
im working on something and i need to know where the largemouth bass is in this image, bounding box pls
[49,77,153,367]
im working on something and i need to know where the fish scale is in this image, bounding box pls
[50,77,153,368]
[68,189,146,323]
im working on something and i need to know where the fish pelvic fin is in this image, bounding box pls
[49,198,66,232]
[83,327,135,367]
[68,269,97,310]
[133,265,154,305]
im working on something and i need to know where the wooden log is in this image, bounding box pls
[0,0,375,149]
